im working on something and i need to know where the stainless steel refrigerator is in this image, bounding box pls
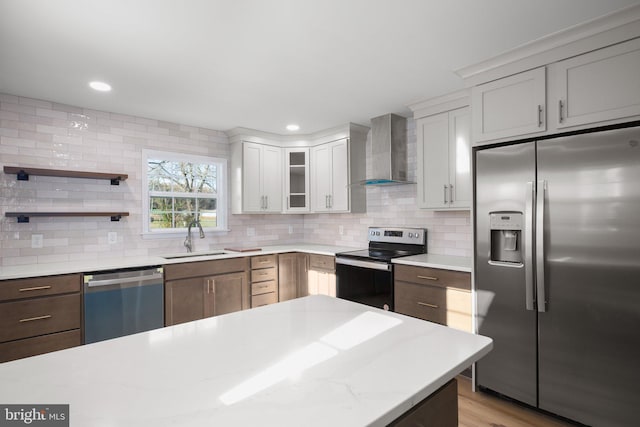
[474,123,640,427]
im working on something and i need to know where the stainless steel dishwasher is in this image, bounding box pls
[83,267,164,344]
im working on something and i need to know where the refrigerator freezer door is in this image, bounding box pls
[475,142,537,406]
[537,126,640,427]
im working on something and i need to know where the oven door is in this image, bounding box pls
[335,257,393,311]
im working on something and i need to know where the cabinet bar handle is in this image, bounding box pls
[449,184,453,204]
[417,302,439,309]
[558,100,564,123]
[537,104,543,127]
[417,275,439,281]
[443,185,448,204]
[210,279,215,294]
[19,315,52,323]
[19,285,52,292]
[265,196,268,210]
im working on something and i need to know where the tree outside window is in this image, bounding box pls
[144,151,226,233]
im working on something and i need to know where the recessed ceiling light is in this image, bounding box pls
[286,124,300,131]
[89,81,112,92]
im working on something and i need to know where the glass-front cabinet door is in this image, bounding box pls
[284,148,309,213]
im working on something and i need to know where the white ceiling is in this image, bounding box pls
[2,0,639,135]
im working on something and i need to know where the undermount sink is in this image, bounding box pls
[161,250,231,260]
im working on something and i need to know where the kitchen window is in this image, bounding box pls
[142,150,227,235]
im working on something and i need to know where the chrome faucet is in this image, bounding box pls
[184,214,205,252]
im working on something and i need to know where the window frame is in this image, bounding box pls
[142,149,227,237]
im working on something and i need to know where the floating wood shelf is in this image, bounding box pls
[4,166,128,185]
[5,212,130,223]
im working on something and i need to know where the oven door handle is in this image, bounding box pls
[336,257,391,271]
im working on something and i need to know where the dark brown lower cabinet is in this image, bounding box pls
[278,252,307,301]
[0,273,82,363]
[0,330,81,363]
[389,379,458,427]
[209,272,246,316]
[394,265,472,332]
[164,258,249,326]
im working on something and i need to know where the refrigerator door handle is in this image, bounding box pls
[525,181,535,311]
[536,180,547,312]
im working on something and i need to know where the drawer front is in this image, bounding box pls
[395,265,470,291]
[394,281,447,325]
[0,274,81,302]
[0,294,81,343]
[250,254,277,269]
[251,267,277,283]
[309,254,335,272]
[251,280,277,296]
[251,292,277,308]
[0,329,81,363]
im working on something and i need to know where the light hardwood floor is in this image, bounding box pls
[457,376,574,427]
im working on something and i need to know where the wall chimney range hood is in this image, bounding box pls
[360,113,414,186]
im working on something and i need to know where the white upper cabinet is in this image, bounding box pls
[235,142,282,213]
[472,67,546,143]
[461,8,640,144]
[311,139,350,212]
[284,148,309,213]
[549,37,640,129]
[448,108,472,208]
[229,123,367,215]
[417,107,471,210]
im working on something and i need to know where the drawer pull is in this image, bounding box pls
[417,275,439,281]
[417,302,439,309]
[19,285,52,292]
[19,315,52,323]
[259,260,270,264]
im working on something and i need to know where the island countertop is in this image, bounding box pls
[0,296,492,426]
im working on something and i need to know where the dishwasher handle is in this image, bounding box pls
[84,268,163,288]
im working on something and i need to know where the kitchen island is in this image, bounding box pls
[0,295,492,426]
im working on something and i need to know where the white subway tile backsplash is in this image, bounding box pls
[1,94,472,266]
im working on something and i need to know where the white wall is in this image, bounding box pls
[0,93,470,267]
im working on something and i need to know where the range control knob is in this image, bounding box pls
[370,231,375,236]
[375,231,381,236]
[408,232,414,238]
[414,233,420,239]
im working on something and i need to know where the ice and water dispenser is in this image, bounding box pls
[489,212,523,265]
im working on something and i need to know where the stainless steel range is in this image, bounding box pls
[336,227,427,311]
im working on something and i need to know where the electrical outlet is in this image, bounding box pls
[108,232,118,244]
[31,234,43,249]
[247,227,255,237]
[339,225,344,235]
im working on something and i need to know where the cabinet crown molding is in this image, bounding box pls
[455,3,640,86]
[407,89,470,119]
[226,122,370,147]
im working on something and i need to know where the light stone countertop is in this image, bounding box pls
[0,244,360,281]
[392,253,472,272]
[0,295,492,426]
[0,245,473,280]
